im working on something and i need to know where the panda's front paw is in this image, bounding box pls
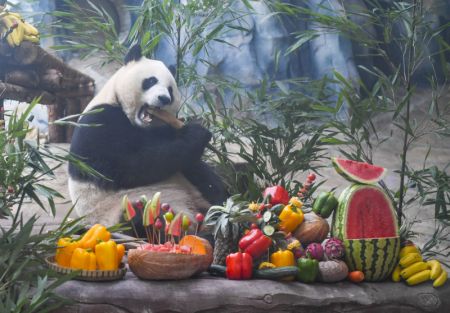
[180,123,212,146]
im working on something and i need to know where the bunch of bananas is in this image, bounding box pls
[392,243,447,288]
[0,10,39,47]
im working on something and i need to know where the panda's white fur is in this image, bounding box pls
[68,47,221,227]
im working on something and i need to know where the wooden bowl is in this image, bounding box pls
[128,249,212,280]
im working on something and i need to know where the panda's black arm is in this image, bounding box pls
[114,123,212,188]
[182,161,228,205]
[69,106,212,189]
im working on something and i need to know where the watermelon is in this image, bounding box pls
[332,157,386,184]
[168,212,183,237]
[331,184,399,281]
[122,195,136,221]
[143,192,161,226]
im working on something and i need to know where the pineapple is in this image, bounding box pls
[205,195,254,265]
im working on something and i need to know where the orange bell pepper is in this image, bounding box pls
[70,248,97,270]
[55,237,79,268]
[278,204,304,233]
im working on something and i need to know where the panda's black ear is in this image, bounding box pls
[124,44,142,64]
[168,65,177,78]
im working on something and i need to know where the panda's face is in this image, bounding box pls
[114,57,181,128]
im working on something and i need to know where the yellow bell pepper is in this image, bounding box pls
[116,244,125,267]
[69,248,97,270]
[79,225,111,250]
[95,240,118,270]
[55,237,79,268]
[278,204,304,233]
[270,250,296,267]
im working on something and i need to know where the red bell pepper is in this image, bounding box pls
[239,229,272,259]
[226,252,253,280]
[263,186,289,205]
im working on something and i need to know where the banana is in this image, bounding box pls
[400,245,420,259]
[401,261,429,279]
[433,269,448,288]
[426,260,442,280]
[23,22,39,36]
[1,15,23,46]
[23,34,39,43]
[406,269,431,286]
[7,12,23,20]
[0,12,38,47]
[399,252,422,268]
[391,264,402,282]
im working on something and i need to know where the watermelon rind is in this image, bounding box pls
[332,157,387,185]
[332,184,399,282]
[343,237,400,281]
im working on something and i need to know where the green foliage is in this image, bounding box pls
[274,0,450,258]
[0,100,86,312]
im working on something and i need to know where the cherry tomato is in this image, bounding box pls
[307,173,316,182]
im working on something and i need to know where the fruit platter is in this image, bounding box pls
[50,157,447,288]
[121,192,213,280]
[203,157,448,288]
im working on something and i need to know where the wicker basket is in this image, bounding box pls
[127,249,211,280]
[46,256,127,281]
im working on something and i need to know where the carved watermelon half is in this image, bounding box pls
[331,184,399,281]
[332,157,387,184]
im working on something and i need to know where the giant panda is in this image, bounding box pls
[68,45,226,228]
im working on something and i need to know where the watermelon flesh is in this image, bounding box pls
[332,157,386,184]
[345,188,397,239]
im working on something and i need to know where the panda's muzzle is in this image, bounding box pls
[138,105,154,124]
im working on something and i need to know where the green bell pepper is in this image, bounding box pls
[297,257,319,283]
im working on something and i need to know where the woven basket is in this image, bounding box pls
[46,256,127,281]
[128,249,211,280]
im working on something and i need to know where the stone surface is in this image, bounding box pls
[52,272,450,313]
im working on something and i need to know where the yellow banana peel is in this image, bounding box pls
[426,260,442,280]
[391,264,402,282]
[401,261,428,280]
[399,252,422,268]
[406,269,431,286]
[399,245,420,259]
[433,269,447,288]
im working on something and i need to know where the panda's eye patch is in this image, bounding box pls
[142,77,158,90]
[168,86,173,100]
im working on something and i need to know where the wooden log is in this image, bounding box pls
[0,42,94,85]
[5,69,40,88]
[51,274,450,313]
[54,83,95,98]
[64,98,80,143]
[40,69,63,91]
[0,81,57,104]
[48,103,65,143]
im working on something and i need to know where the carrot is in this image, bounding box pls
[348,271,365,283]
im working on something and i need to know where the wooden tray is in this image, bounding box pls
[46,256,127,281]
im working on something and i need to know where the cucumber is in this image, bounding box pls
[254,266,299,280]
[208,264,226,277]
[263,224,275,236]
[263,211,272,222]
[270,204,284,215]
